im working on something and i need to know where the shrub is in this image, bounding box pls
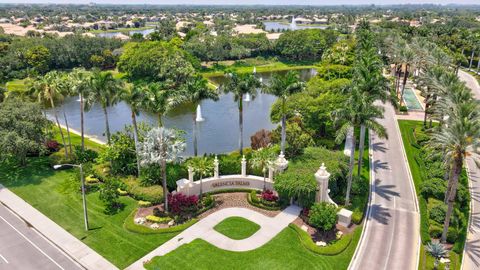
[429,225,443,238]
[351,211,363,225]
[447,227,458,244]
[289,224,355,255]
[45,139,60,153]
[146,215,172,224]
[123,176,164,204]
[309,202,338,231]
[85,175,100,184]
[429,204,447,225]
[250,190,259,203]
[99,179,123,214]
[261,189,278,202]
[138,200,151,208]
[48,148,74,166]
[351,175,368,195]
[124,210,198,234]
[92,162,111,181]
[73,145,98,163]
[168,193,199,218]
[117,188,128,196]
[420,178,446,200]
[152,207,167,217]
[202,194,214,208]
[399,105,408,112]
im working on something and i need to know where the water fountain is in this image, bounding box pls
[290,16,297,30]
[195,104,205,122]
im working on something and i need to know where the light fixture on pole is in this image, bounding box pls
[53,163,89,231]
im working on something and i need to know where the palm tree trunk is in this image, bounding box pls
[281,99,286,155]
[131,109,141,176]
[102,105,111,144]
[158,114,163,127]
[239,100,244,156]
[345,127,356,206]
[80,93,85,152]
[469,50,475,70]
[63,110,73,156]
[357,124,366,176]
[396,65,402,96]
[477,54,480,74]
[200,175,203,199]
[50,98,68,158]
[193,113,198,156]
[423,94,429,127]
[441,156,462,243]
[400,66,409,107]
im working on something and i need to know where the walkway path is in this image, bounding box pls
[125,205,301,270]
[349,102,420,270]
[459,69,480,270]
[0,184,117,270]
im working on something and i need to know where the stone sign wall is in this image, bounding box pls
[175,175,274,196]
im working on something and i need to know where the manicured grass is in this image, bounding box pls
[213,217,261,240]
[145,224,362,270]
[52,127,105,152]
[398,120,467,270]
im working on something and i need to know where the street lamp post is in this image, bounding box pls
[53,163,89,231]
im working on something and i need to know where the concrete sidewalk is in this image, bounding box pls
[125,205,301,270]
[0,184,117,270]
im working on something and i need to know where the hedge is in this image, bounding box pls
[289,223,354,256]
[123,210,198,234]
[247,191,282,211]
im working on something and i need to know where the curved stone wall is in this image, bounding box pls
[175,175,274,196]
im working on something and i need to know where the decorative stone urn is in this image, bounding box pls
[275,152,289,172]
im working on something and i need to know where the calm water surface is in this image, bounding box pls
[48,69,316,155]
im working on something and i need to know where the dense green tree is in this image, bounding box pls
[309,202,338,231]
[275,29,337,61]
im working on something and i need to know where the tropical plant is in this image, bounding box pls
[250,146,276,191]
[178,75,219,156]
[425,242,447,269]
[89,69,123,144]
[308,202,338,231]
[138,127,186,212]
[187,157,214,199]
[140,82,176,127]
[263,71,305,157]
[222,71,261,155]
[68,68,93,152]
[122,83,145,175]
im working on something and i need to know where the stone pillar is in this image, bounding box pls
[241,155,247,177]
[268,165,274,181]
[314,163,330,203]
[188,166,195,183]
[214,155,219,179]
[275,152,289,172]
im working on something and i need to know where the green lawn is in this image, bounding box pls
[0,158,179,269]
[213,217,261,240]
[145,225,361,270]
[52,127,105,152]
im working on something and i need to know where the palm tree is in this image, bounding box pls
[250,147,276,191]
[334,88,386,205]
[89,70,122,144]
[122,83,145,176]
[141,83,175,127]
[178,75,219,156]
[222,72,261,155]
[138,127,186,212]
[398,47,415,106]
[263,71,305,157]
[188,157,214,199]
[68,68,93,152]
[28,71,68,157]
[425,242,448,269]
[428,97,480,243]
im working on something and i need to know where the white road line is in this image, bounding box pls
[0,254,8,264]
[383,197,396,270]
[0,215,64,270]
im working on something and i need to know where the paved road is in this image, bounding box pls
[459,70,480,270]
[349,102,420,270]
[126,205,301,270]
[0,203,83,270]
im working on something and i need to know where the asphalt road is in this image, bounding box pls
[0,203,83,270]
[459,69,480,270]
[349,102,420,270]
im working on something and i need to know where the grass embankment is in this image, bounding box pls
[0,133,178,269]
[213,217,261,240]
[398,120,468,270]
[145,225,362,270]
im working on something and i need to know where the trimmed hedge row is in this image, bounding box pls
[289,223,354,256]
[247,191,282,211]
[123,210,198,234]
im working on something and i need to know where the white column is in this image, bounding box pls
[188,166,194,183]
[214,155,219,179]
[268,165,274,181]
[241,155,247,177]
[314,163,330,203]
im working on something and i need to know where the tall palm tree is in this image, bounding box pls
[141,82,175,127]
[89,70,123,144]
[398,47,415,106]
[263,71,305,157]
[334,88,386,205]
[138,127,186,212]
[28,71,68,157]
[68,68,93,152]
[187,157,214,199]
[426,242,448,270]
[54,72,74,155]
[428,97,480,243]
[222,72,261,155]
[178,75,219,156]
[250,147,276,191]
[122,83,145,176]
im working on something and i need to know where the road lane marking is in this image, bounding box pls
[0,215,64,270]
[0,254,8,264]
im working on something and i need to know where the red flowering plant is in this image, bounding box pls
[261,189,278,202]
[167,193,199,219]
[45,140,60,153]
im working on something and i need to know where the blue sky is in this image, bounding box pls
[1,0,479,5]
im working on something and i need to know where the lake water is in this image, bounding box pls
[263,21,328,32]
[48,69,317,156]
[97,28,155,38]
